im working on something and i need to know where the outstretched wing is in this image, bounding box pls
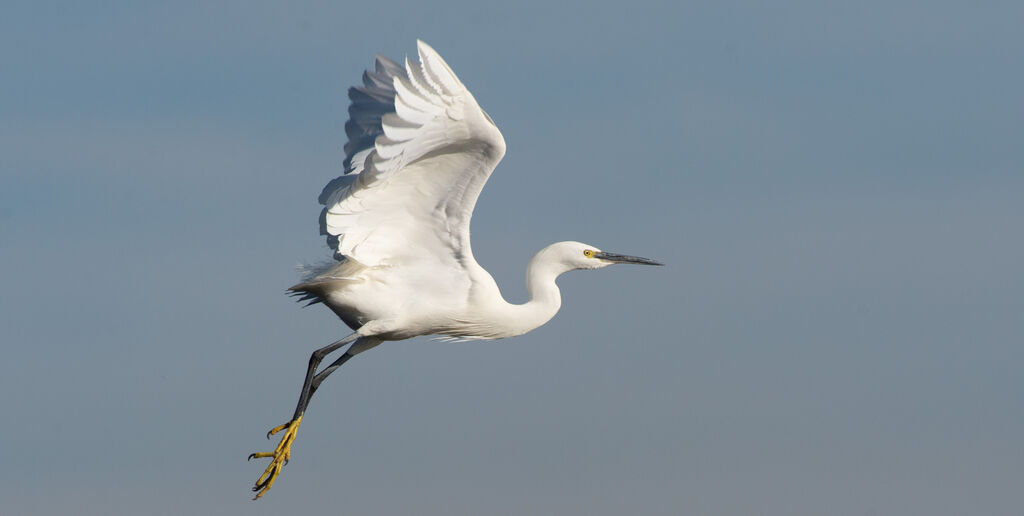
[319,40,506,269]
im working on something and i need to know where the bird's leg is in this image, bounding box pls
[309,352,355,397]
[305,337,382,399]
[249,333,358,499]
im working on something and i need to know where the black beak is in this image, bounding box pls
[593,251,664,266]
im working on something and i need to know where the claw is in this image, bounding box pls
[266,420,291,439]
[248,451,274,461]
[250,414,304,500]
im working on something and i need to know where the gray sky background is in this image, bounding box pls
[2,2,1022,515]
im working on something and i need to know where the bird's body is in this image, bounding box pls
[250,40,661,499]
[293,240,601,341]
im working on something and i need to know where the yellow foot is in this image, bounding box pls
[248,414,303,500]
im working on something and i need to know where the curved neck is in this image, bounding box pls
[525,254,563,313]
[495,251,566,337]
[463,246,574,340]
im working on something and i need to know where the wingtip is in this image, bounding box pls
[415,40,437,61]
[413,40,463,93]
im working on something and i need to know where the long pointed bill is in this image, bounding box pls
[593,251,663,266]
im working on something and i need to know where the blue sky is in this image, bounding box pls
[2,2,1022,514]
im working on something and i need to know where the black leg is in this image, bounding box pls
[250,333,376,499]
[309,352,354,398]
[290,333,358,421]
[304,336,382,405]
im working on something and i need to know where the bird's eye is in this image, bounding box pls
[583,249,594,258]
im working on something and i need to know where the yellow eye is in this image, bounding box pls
[583,249,594,258]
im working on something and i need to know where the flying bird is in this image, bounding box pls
[249,40,662,499]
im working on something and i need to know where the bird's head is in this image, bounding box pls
[541,241,663,272]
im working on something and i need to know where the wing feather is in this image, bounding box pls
[319,41,506,268]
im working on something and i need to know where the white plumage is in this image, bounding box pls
[320,41,502,267]
[250,40,661,499]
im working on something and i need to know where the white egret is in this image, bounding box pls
[249,40,662,498]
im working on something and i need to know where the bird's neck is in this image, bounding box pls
[502,252,565,336]
[463,249,570,339]
[526,253,563,306]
